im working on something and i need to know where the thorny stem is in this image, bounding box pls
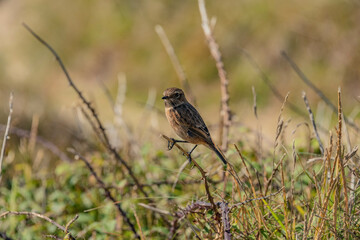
[0,211,77,240]
[0,93,13,184]
[23,23,148,198]
[68,149,140,240]
[162,135,221,220]
[198,0,231,152]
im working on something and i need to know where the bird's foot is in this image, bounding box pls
[181,152,192,163]
[186,154,192,164]
[168,138,176,150]
[184,144,197,164]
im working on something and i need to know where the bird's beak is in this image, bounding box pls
[162,96,168,100]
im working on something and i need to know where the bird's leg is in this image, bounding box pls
[186,145,198,163]
[168,138,189,150]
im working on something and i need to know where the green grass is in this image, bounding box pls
[1,88,359,239]
[1,1,360,239]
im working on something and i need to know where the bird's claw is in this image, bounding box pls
[184,153,192,164]
[168,138,176,150]
[180,152,192,163]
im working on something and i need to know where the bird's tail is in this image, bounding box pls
[209,144,227,165]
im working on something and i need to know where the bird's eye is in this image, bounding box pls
[174,93,180,99]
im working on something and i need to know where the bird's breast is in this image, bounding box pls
[165,107,189,140]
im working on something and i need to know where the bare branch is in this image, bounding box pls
[282,51,360,132]
[198,0,231,151]
[241,49,306,118]
[22,23,110,147]
[65,214,79,233]
[231,188,283,209]
[220,202,232,240]
[155,25,196,105]
[0,92,14,184]
[252,86,258,119]
[162,134,221,220]
[0,211,77,240]
[302,91,324,155]
[68,149,140,239]
[138,203,171,216]
[23,23,148,197]
[0,124,71,162]
[0,231,13,240]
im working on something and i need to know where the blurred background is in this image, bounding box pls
[1,0,360,238]
[1,0,360,157]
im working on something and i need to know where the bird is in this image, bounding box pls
[162,87,227,165]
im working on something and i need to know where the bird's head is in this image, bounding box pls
[162,87,187,107]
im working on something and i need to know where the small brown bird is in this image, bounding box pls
[162,87,227,165]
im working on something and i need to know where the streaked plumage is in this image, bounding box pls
[162,87,227,165]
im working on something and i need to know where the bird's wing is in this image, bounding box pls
[174,103,212,142]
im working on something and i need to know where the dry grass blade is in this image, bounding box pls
[337,88,350,229]
[280,161,290,239]
[344,146,358,162]
[132,206,146,240]
[231,188,283,209]
[0,92,13,184]
[234,145,258,199]
[252,86,263,160]
[138,203,171,216]
[65,215,79,233]
[264,153,286,196]
[252,86,258,119]
[155,25,196,105]
[172,160,189,192]
[198,0,231,152]
[282,51,360,132]
[302,91,324,155]
[241,49,306,119]
[274,92,289,152]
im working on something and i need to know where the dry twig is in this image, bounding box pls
[23,23,148,197]
[155,25,196,105]
[241,49,306,119]
[336,88,349,228]
[132,206,146,240]
[68,148,140,239]
[162,134,220,220]
[220,202,231,240]
[231,188,283,209]
[302,91,324,155]
[138,203,171,216]
[0,211,77,240]
[282,51,359,132]
[0,93,13,184]
[198,0,231,151]
[0,232,12,240]
[0,124,71,162]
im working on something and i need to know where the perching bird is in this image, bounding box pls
[162,87,227,165]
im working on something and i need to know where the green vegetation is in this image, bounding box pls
[1,0,360,239]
